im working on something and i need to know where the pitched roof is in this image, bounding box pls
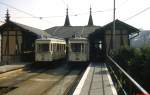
[101,19,139,33]
[13,21,47,36]
[0,21,52,38]
[45,26,100,38]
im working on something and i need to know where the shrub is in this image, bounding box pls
[112,46,150,91]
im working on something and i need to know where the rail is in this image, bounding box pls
[106,55,149,95]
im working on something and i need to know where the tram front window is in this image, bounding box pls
[71,43,84,52]
[37,44,49,52]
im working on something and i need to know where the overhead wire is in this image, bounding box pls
[0,0,115,26]
[93,9,113,14]
[0,0,113,19]
[0,1,38,18]
[124,6,150,21]
[0,1,55,25]
[109,0,129,20]
[113,0,150,22]
[5,8,113,19]
[117,0,129,9]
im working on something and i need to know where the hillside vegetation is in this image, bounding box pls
[112,47,150,92]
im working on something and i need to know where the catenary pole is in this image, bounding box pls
[113,0,116,50]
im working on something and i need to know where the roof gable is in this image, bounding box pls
[0,21,51,38]
[102,19,139,33]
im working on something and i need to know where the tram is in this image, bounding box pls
[68,37,89,63]
[35,37,66,63]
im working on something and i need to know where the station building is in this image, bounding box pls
[46,8,139,61]
[0,8,139,63]
[0,10,50,64]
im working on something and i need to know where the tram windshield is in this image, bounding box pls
[37,44,49,52]
[71,43,84,52]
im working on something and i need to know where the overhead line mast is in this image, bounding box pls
[113,0,116,50]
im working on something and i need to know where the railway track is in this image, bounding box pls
[0,68,24,80]
[0,64,56,95]
[41,67,85,95]
[64,68,85,95]
[40,67,74,95]
[0,63,86,95]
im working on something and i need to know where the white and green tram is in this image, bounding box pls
[35,37,66,63]
[68,37,89,63]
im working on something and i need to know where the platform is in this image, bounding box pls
[0,62,30,73]
[73,63,117,95]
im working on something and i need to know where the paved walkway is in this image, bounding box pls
[0,62,30,73]
[73,63,117,95]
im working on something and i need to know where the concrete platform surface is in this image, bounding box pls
[73,63,118,95]
[0,63,29,73]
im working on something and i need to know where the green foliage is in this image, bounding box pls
[113,47,140,71]
[112,46,150,91]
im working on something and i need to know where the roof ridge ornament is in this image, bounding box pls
[64,7,71,26]
[5,9,10,22]
[87,7,94,26]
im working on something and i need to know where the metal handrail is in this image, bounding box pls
[107,55,149,95]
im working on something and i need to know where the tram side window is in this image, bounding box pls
[37,44,49,52]
[71,43,82,52]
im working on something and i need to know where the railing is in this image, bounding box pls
[106,55,149,95]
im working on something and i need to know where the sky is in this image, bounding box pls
[0,0,150,30]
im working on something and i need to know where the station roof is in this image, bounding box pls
[45,7,99,39]
[13,21,49,36]
[45,20,139,39]
[0,20,53,38]
[45,26,100,39]
[101,19,139,34]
